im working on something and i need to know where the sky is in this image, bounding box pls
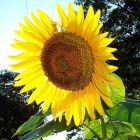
[0,0,76,70]
[0,0,76,139]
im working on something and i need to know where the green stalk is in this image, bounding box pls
[100,116,108,140]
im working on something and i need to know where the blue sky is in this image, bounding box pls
[0,0,76,69]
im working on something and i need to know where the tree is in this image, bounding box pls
[0,70,39,140]
[74,0,140,99]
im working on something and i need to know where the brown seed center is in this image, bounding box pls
[41,32,94,91]
[55,55,70,73]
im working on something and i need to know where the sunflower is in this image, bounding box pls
[10,3,121,126]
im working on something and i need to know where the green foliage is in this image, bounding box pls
[84,99,140,139]
[106,98,140,137]
[107,99,140,126]
[84,119,114,139]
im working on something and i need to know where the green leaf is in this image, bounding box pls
[84,119,100,140]
[108,121,138,137]
[84,119,113,139]
[19,116,74,140]
[110,135,128,140]
[110,135,140,140]
[106,74,125,105]
[84,98,140,140]
[107,98,140,136]
[14,111,45,136]
[14,108,51,136]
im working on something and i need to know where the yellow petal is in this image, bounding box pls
[92,9,101,31]
[106,47,117,53]
[51,89,60,117]
[76,94,82,124]
[36,9,53,31]
[94,23,103,35]
[34,82,53,105]
[15,30,45,43]
[15,70,43,87]
[76,5,84,35]
[80,94,85,123]
[82,6,95,40]
[100,94,113,107]
[42,84,57,112]
[94,53,117,61]
[67,3,76,32]
[11,39,42,51]
[31,13,45,28]
[56,3,68,29]
[65,104,72,126]
[92,73,110,97]
[19,23,29,31]
[98,38,115,47]
[51,88,64,114]
[106,64,118,73]
[94,61,117,82]
[73,99,80,126]
[87,24,102,44]
[19,22,48,41]
[90,83,105,115]
[59,110,64,122]
[14,64,42,80]
[108,74,124,88]
[24,16,50,38]
[58,90,71,111]
[84,87,95,120]
[99,32,109,40]
[9,51,40,60]
[28,80,47,104]
[20,75,45,93]
[10,58,40,70]
[83,6,94,30]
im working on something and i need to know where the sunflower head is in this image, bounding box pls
[10,3,122,126]
[41,32,94,91]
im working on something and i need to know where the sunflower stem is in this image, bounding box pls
[83,122,102,140]
[100,116,108,140]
